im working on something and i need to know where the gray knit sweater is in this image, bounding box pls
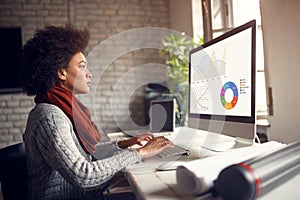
[24,103,142,200]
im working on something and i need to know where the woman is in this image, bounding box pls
[22,25,173,200]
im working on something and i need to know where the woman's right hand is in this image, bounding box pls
[135,136,174,158]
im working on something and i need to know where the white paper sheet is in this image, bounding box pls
[176,141,285,195]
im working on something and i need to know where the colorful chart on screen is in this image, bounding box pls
[220,81,238,109]
[189,21,253,117]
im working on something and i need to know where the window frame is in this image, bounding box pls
[193,0,268,118]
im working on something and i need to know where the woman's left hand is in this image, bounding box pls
[117,132,154,148]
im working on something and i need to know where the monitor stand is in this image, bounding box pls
[200,136,254,152]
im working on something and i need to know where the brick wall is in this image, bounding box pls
[0,0,173,148]
[0,94,34,148]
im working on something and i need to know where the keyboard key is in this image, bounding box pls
[157,145,189,158]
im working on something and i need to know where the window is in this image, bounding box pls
[192,0,268,118]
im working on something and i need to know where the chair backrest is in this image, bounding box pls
[0,142,30,200]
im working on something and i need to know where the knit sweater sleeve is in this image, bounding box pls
[32,104,142,190]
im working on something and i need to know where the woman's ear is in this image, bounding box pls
[57,68,67,81]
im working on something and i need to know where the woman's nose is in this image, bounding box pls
[86,68,92,78]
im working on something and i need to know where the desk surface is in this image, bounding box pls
[109,127,300,200]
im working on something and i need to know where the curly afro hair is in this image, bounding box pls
[21,24,90,96]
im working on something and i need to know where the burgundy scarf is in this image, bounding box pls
[34,85,101,154]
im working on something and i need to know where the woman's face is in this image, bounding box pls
[59,52,92,94]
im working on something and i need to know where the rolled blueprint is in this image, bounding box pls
[175,141,284,196]
[214,141,300,200]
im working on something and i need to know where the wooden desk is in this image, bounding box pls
[109,128,300,200]
[126,162,300,200]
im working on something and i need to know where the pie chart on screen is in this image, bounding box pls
[220,81,238,109]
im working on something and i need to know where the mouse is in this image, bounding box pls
[156,161,185,171]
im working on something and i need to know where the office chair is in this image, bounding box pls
[0,142,30,200]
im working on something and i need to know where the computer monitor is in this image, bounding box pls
[188,20,256,149]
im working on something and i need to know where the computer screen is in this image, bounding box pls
[188,20,256,143]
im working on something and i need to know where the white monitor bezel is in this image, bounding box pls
[188,20,256,141]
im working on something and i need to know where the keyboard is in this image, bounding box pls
[109,133,130,141]
[151,131,173,137]
[109,132,173,141]
[109,132,189,158]
[157,145,189,158]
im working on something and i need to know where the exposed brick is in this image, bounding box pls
[13,107,30,114]
[0,115,6,121]
[21,16,44,22]
[20,100,34,107]
[7,114,21,121]
[8,128,22,135]
[0,95,12,100]
[0,101,7,108]
[49,10,65,16]
[46,16,68,23]
[0,134,13,142]
[14,120,27,128]
[36,10,49,16]
[0,129,9,135]
[12,93,32,100]
[0,0,170,147]
[0,142,8,149]
[0,10,12,16]
[7,100,19,107]
[13,133,23,141]
[44,4,65,11]
[0,108,13,115]
[23,3,45,10]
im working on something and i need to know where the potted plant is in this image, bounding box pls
[160,32,203,126]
